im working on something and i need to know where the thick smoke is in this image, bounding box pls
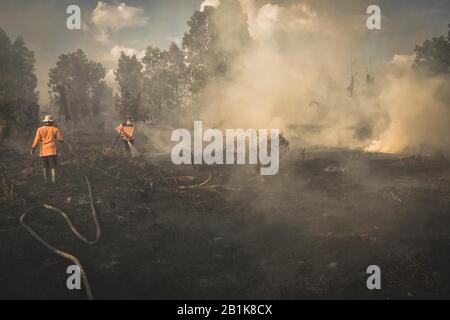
[374,68,450,154]
[196,0,450,155]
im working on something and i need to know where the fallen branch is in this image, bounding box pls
[92,166,115,179]
[390,191,402,203]
[0,175,15,201]
[176,172,212,189]
[199,185,244,192]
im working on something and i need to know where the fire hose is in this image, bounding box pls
[19,176,101,300]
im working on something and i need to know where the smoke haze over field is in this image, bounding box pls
[195,0,450,154]
[0,0,449,153]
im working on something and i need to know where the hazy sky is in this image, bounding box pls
[0,0,449,104]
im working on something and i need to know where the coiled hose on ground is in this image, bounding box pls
[19,176,101,300]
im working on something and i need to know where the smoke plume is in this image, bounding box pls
[196,0,450,155]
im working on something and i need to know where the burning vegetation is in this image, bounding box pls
[0,0,450,300]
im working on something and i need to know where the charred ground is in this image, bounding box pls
[1,131,450,299]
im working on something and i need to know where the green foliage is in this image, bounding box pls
[182,0,254,93]
[48,49,108,124]
[0,28,38,133]
[140,43,186,123]
[414,24,450,75]
[113,0,254,125]
[114,53,143,121]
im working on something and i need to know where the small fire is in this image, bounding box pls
[364,139,382,153]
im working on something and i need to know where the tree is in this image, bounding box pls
[48,49,107,125]
[112,0,254,124]
[0,28,38,134]
[141,43,186,123]
[182,0,254,94]
[413,24,450,75]
[208,0,254,75]
[10,37,39,129]
[92,81,113,118]
[114,53,143,121]
[182,8,213,94]
[0,28,13,121]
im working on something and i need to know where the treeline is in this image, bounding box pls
[48,49,112,127]
[0,28,38,135]
[2,0,447,136]
[114,0,253,124]
[1,0,253,137]
[46,0,252,128]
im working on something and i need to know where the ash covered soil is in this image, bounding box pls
[1,131,450,300]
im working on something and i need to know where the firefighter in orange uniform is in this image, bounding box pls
[116,117,135,153]
[31,115,64,183]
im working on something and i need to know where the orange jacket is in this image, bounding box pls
[32,125,64,157]
[116,124,135,140]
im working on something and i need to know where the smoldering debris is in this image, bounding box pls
[0,175,15,201]
[1,129,450,298]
